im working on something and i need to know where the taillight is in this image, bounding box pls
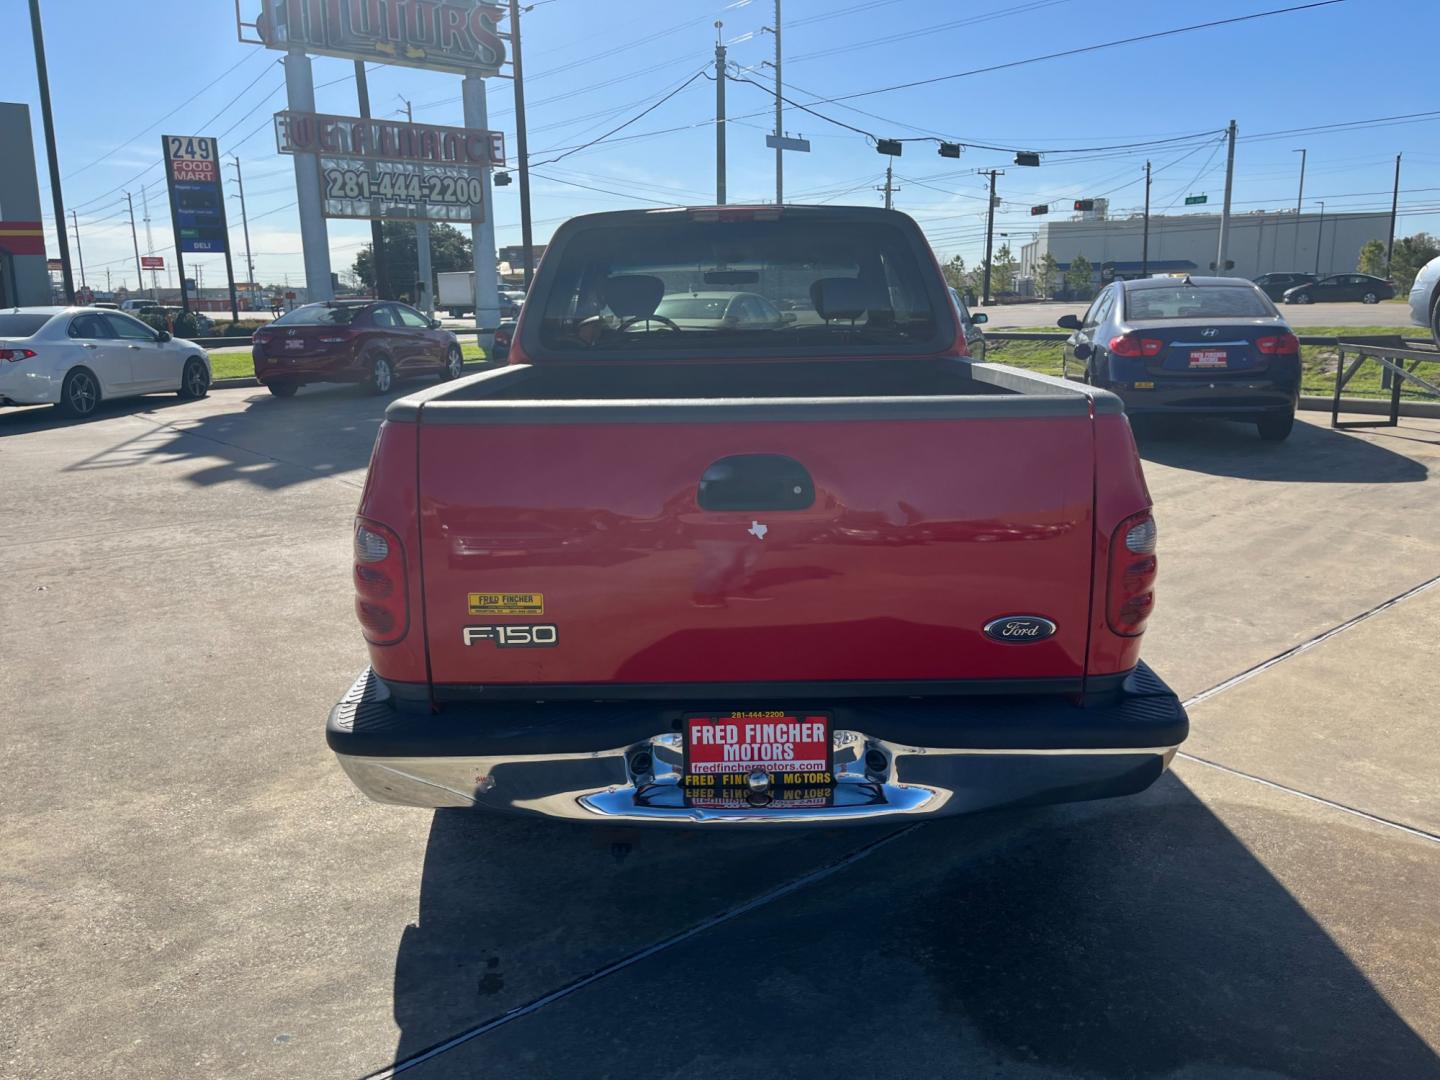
[1108,334,1163,358]
[494,326,512,347]
[354,518,408,645]
[0,348,37,362]
[1107,510,1157,637]
[1256,332,1299,355]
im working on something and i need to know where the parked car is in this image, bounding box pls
[1408,255,1440,345]
[649,290,794,331]
[326,204,1187,824]
[1059,275,1300,440]
[949,287,988,358]
[1283,273,1395,304]
[1252,272,1315,301]
[490,319,515,361]
[119,299,151,312]
[91,301,120,310]
[251,300,463,397]
[0,306,211,418]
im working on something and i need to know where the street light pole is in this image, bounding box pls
[125,193,143,301]
[772,0,782,204]
[27,0,74,303]
[69,210,86,288]
[1386,153,1402,276]
[1314,200,1326,276]
[715,23,726,205]
[1291,148,1306,269]
[228,157,256,309]
[1141,160,1151,277]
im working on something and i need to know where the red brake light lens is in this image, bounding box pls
[1256,333,1299,355]
[1108,510,1157,637]
[0,348,37,362]
[354,519,408,645]
[1108,334,1163,358]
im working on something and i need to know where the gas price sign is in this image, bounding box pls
[162,135,229,254]
[318,157,486,223]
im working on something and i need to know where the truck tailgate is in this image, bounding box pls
[416,413,1095,690]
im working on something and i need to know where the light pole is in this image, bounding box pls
[1291,148,1306,269]
[1314,200,1325,276]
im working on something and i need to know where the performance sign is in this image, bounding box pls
[254,0,506,75]
[162,135,229,254]
[274,111,504,168]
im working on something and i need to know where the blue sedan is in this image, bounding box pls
[1058,276,1301,441]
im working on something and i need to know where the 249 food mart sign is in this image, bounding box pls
[254,0,506,75]
[276,111,504,223]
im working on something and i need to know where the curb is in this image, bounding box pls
[210,361,493,393]
[1300,395,1440,419]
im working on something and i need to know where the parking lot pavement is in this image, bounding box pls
[2,391,1438,1079]
[983,299,1422,330]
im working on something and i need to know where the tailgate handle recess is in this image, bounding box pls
[698,454,815,512]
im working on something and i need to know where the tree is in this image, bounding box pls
[1035,251,1058,298]
[990,243,1017,295]
[352,221,474,297]
[1065,253,1093,295]
[1389,232,1440,294]
[941,254,968,292]
[1356,239,1386,278]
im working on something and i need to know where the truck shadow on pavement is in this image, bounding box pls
[385,776,1439,1078]
[1135,416,1428,483]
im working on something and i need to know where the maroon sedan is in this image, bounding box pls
[252,301,464,397]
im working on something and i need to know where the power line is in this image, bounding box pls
[529,68,710,167]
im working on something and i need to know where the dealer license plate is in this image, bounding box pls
[284,338,306,351]
[1188,349,1228,368]
[683,712,832,792]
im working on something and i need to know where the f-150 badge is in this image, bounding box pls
[464,625,558,648]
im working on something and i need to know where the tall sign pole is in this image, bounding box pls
[283,50,333,303]
[27,0,74,303]
[508,0,535,287]
[462,75,502,347]
[1386,153,1402,275]
[1215,119,1237,276]
[354,62,389,300]
[715,24,727,206]
[1141,160,1152,277]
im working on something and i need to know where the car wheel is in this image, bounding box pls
[178,357,210,400]
[439,343,464,381]
[1257,411,1295,441]
[367,353,394,395]
[57,367,101,418]
[1295,293,1312,304]
[1362,292,1379,304]
[266,381,299,398]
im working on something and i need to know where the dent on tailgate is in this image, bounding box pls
[416,411,1097,689]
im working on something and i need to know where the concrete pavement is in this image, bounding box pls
[2,387,1438,1079]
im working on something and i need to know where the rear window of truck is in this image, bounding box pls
[535,217,944,356]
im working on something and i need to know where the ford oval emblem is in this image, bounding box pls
[983,615,1057,643]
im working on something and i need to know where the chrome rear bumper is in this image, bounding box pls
[328,669,1186,826]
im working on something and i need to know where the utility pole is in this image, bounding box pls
[141,186,159,299]
[508,0,536,288]
[772,0,782,204]
[28,0,74,303]
[354,61,388,300]
[1141,159,1152,277]
[125,193,143,301]
[715,23,727,205]
[1215,119,1237,277]
[1386,153,1402,275]
[228,157,256,311]
[876,162,898,210]
[69,210,86,288]
[1291,148,1306,268]
[397,98,434,313]
[981,169,1002,305]
[1315,201,1326,276]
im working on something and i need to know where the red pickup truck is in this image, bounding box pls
[328,205,1186,824]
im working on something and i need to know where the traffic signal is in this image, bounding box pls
[938,142,962,159]
[876,139,903,156]
[1014,152,1040,167]
[1030,205,1049,216]
[1073,199,1095,211]
[494,172,513,186]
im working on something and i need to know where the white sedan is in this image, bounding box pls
[0,306,211,418]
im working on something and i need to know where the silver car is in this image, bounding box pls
[1408,255,1440,344]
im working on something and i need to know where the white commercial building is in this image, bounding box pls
[1018,204,1390,295]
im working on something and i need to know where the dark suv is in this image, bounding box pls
[1252,272,1315,301]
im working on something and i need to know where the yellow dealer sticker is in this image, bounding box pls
[468,592,544,615]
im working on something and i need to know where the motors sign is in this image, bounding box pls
[274,111,504,168]
[254,0,506,75]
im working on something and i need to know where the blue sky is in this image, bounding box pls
[4,0,1438,291]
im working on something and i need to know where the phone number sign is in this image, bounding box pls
[162,135,229,254]
[319,157,486,223]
